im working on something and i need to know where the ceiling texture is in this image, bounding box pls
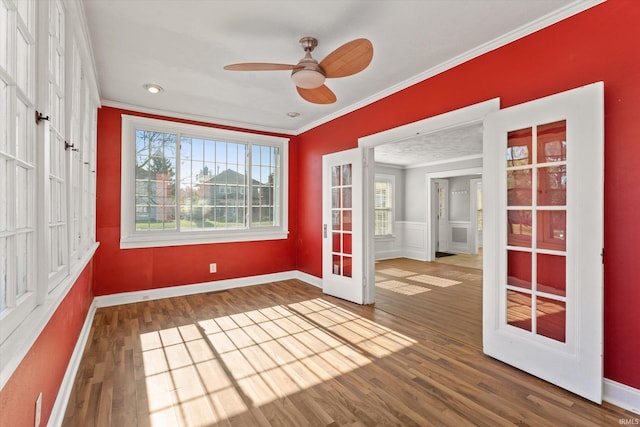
[82,0,593,165]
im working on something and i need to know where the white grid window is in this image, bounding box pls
[0,0,98,377]
[0,0,38,344]
[374,176,394,237]
[121,116,289,248]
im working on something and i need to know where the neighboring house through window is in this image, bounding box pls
[120,115,289,248]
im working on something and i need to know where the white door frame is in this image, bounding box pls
[358,98,499,303]
[426,168,482,261]
[469,178,483,254]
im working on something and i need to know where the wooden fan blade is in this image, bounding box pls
[297,85,337,104]
[320,38,373,78]
[224,63,299,71]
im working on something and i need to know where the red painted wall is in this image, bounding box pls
[93,107,299,296]
[0,261,94,427]
[296,1,640,390]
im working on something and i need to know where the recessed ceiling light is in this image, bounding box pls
[287,112,300,118]
[143,83,163,94]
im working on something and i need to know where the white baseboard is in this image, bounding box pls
[295,270,322,288]
[94,270,321,307]
[604,378,640,415]
[47,301,97,427]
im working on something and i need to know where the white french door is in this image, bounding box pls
[483,82,604,402]
[322,148,364,304]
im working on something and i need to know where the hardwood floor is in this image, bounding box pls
[62,273,633,426]
[374,258,482,349]
[434,250,482,270]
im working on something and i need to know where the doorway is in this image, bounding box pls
[356,99,499,349]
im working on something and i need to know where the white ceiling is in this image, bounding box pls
[374,122,483,167]
[82,0,587,137]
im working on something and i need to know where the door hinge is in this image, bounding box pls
[601,248,605,264]
[323,224,327,238]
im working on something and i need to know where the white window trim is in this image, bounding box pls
[120,115,289,249]
[374,174,395,238]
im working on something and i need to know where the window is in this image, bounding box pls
[0,0,38,344]
[374,175,394,237]
[0,0,98,381]
[121,115,289,248]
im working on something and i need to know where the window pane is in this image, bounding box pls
[507,290,532,332]
[0,158,6,232]
[507,128,532,167]
[537,253,566,297]
[15,232,28,297]
[507,169,532,206]
[135,131,177,231]
[16,27,30,95]
[537,210,566,251]
[537,121,566,164]
[507,210,532,247]
[0,3,8,71]
[507,250,531,290]
[15,165,29,228]
[0,79,7,153]
[0,237,6,311]
[16,98,30,161]
[537,297,566,343]
[537,165,566,206]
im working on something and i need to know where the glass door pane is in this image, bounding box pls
[331,163,353,278]
[506,121,567,343]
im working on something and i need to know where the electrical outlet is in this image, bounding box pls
[209,263,217,273]
[35,392,42,427]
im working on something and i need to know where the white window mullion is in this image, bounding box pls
[46,0,67,290]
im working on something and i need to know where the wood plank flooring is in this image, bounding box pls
[374,258,483,349]
[62,270,633,426]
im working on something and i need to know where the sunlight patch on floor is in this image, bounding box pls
[139,298,416,426]
[409,274,461,287]
[376,280,431,295]
[376,268,416,278]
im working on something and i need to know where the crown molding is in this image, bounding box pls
[101,100,296,136]
[294,0,606,135]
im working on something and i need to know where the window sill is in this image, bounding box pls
[0,242,100,390]
[120,229,289,249]
[375,235,397,242]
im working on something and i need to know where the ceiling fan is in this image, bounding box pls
[224,37,373,104]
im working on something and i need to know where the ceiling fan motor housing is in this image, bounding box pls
[291,37,326,89]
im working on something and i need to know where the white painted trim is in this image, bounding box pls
[359,99,500,149]
[603,379,640,415]
[119,115,290,250]
[295,271,322,288]
[102,100,295,136]
[0,243,99,390]
[94,270,320,308]
[296,1,603,135]
[47,301,97,427]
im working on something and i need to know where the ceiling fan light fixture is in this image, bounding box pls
[291,69,325,89]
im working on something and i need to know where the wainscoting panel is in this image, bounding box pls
[448,221,474,253]
[375,221,428,261]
